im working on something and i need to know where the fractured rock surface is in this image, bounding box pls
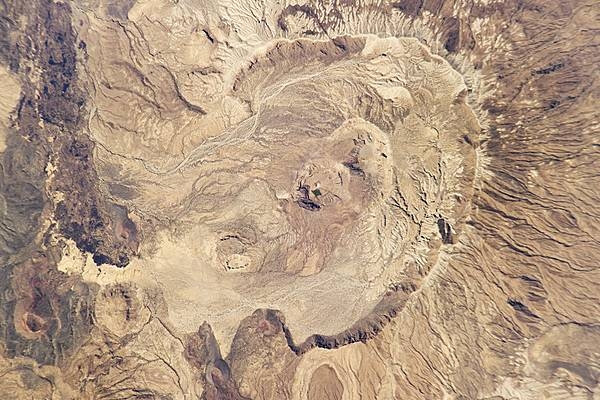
[0,0,599,399]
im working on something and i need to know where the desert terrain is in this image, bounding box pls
[0,0,599,399]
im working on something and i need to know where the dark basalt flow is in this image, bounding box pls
[0,0,137,366]
[297,185,322,211]
[507,298,540,319]
[342,160,365,177]
[297,197,322,211]
[437,217,454,244]
[1,0,139,267]
[39,1,139,267]
[278,281,417,355]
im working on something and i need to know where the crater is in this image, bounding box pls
[110,35,480,350]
